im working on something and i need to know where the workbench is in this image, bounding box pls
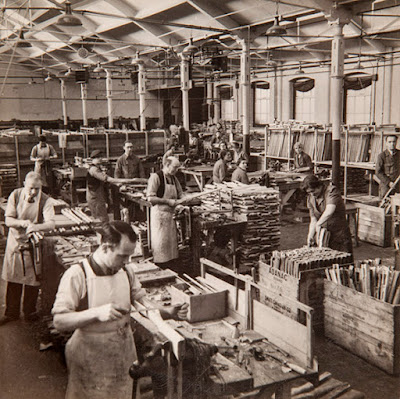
[181,165,214,191]
[129,258,319,399]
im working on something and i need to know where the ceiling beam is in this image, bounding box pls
[186,0,246,40]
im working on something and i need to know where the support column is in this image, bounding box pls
[383,50,393,124]
[60,79,68,128]
[80,83,88,127]
[180,55,191,130]
[213,84,220,124]
[330,21,345,187]
[239,38,251,157]
[105,69,114,129]
[206,79,213,125]
[138,61,146,131]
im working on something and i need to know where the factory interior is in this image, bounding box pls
[1,1,400,398]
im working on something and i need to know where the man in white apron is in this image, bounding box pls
[0,172,55,325]
[52,221,187,399]
[30,135,57,192]
[147,157,183,269]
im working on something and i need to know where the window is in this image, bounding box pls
[292,78,315,122]
[219,85,235,120]
[254,82,270,125]
[343,73,375,125]
[345,86,372,125]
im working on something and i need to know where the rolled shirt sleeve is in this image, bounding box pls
[147,173,160,198]
[89,166,108,183]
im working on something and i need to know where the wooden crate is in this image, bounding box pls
[324,280,400,375]
[167,284,227,323]
[258,261,325,332]
[356,203,392,247]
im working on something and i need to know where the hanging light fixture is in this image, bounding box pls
[182,38,198,58]
[15,29,32,48]
[57,1,82,27]
[296,62,305,74]
[44,73,53,82]
[266,16,287,36]
[93,63,102,73]
[64,68,72,76]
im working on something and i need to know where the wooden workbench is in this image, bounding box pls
[181,165,214,191]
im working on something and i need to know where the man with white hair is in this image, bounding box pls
[0,171,55,325]
[147,157,183,269]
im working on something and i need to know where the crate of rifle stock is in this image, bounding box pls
[324,262,400,374]
[258,247,353,332]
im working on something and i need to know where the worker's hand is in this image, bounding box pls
[389,182,394,188]
[167,199,177,207]
[26,222,40,233]
[96,303,130,322]
[168,303,189,320]
[19,219,31,229]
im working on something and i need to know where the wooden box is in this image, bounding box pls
[168,284,227,323]
[258,261,325,332]
[356,203,392,247]
[324,280,400,374]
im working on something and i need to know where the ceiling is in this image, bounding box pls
[2,0,400,80]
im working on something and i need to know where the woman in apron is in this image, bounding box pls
[147,157,183,267]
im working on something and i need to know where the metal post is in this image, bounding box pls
[105,69,113,129]
[180,55,191,130]
[207,79,213,125]
[240,38,251,157]
[330,21,345,187]
[80,83,88,127]
[383,51,393,125]
[138,61,146,131]
[60,79,68,128]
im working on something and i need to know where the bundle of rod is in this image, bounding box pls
[175,274,217,295]
[61,207,93,224]
[267,246,353,278]
[201,183,280,273]
[45,224,94,237]
[326,262,400,304]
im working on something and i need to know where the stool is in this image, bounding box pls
[345,204,359,247]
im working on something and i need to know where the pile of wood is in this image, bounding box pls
[291,371,365,399]
[201,183,280,273]
[269,247,353,278]
[0,164,18,198]
[325,262,400,304]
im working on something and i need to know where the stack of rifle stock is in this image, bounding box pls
[326,262,400,304]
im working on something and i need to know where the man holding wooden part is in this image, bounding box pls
[52,221,187,399]
[375,134,400,199]
[0,172,55,325]
[303,175,353,255]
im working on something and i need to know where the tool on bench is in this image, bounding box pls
[263,350,307,374]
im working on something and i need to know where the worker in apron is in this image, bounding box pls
[52,221,187,399]
[30,135,57,193]
[147,157,183,269]
[303,174,353,255]
[0,171,55,325]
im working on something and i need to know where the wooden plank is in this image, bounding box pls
[204,273,246,326]
[324,317,396,374]
[252,300,310,368]
[324,300,394,338]
[208,353,253,395]
[324,281,397,316]
[167,285,227,323]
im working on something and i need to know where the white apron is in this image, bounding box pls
[2,192,43,286]
[34,144,52,187]
[150,175,179,263]
[65,259,137,399]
